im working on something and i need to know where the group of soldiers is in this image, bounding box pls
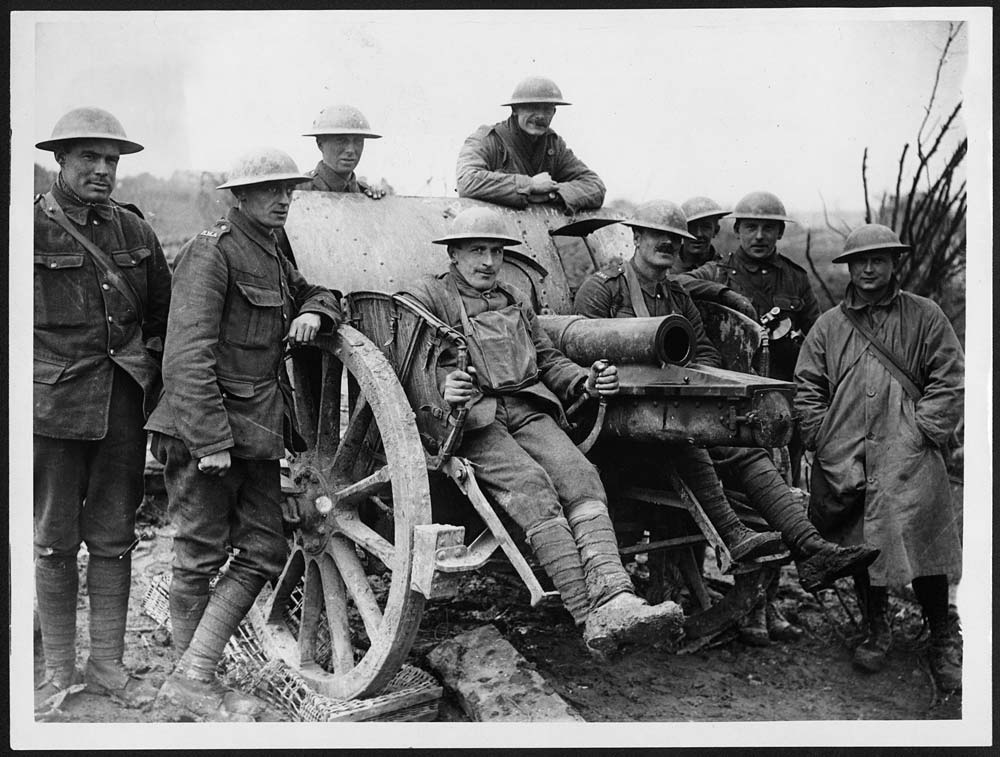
[32,74,964,721]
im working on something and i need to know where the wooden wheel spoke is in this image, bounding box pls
[315,353,344,460]
[317,555,355,674]
[329,536,384,643]
[298,561,323,663]
[330,465,391,507]
[267,548,305,623]
[335,512,397,569]
[329,396,372,477]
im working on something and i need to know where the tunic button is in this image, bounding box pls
[867,477,875,484]
[49,262,57,268]
[867,389,876,397]
[867,432,875,440]
[109,348,115,356]
[102,283,110,290]
[107,315,114,322]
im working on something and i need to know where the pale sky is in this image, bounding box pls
[20,9,973,213]
[8,7,994,750]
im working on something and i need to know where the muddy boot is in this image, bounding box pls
[85,658,158,708]
[736,571,770,646]
[796,542,881,593]
[583,591,684,656]
[35,664,82,714]
[156,669,265,722]
[853,584,891,673]
[927,613,963,692]
[764,576,803,642]
[913,574,962,692]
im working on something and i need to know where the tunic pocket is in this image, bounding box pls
[112,246,152,304]
[34,252,89,327]
[224,281,284,348]
[33,353,70,384]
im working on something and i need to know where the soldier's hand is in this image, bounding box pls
[198,450,231,476]
[443,369,476,406]
[364,186,385,200]
[721,290,758,320]
[529,172,558,194]
[587,360,619,397]
[286,313,322,345]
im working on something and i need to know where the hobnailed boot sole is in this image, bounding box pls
[798,545,881,593]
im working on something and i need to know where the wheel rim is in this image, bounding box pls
[261,326,431,699]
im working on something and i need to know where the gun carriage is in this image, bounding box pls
[253,193,796,699]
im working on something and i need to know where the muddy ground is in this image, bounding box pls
[31,490,962,729]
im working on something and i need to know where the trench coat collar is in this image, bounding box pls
[313,160,360,193]
[227,206,281,258]
[52,177,114,224]
[843,277,902,310]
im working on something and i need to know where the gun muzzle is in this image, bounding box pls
[539,314,695,367]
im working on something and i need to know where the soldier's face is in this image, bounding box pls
[238,182,298,228]
[848,251,897,296]
[684,218,721,261]
[449,239,505,291]
[514,104,557,136]
[319,135,365,177]
[736,220,784,259]
[57,139,120,203]
[634,229,684,272]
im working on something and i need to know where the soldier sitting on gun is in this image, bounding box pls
[399,206,680,656]
[456,76,605,214]
[572,200,879,639]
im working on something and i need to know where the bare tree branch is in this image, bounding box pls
[861,148,872,223]
[801,229,837,309]
[917,21,964,153]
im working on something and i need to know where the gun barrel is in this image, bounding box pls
[539,314,694,367]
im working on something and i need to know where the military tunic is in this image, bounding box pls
[678,247,820,381]
[401,269,609,527]
[147,206,341,589]
[301,159,373,195]
[455,116,606,213]
[34,181,172,558]
[795,281,964,587]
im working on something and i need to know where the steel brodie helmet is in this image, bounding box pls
[681,196,731,224]
[832,224,911,263]
[36,107,144,154]
[216,147,311,190]
[432,206,523,246]
[622,200,695,240]
[502,76,571,107]
[731,191,796,224]
[303,104,382,139]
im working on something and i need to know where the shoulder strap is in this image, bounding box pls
[839,302,922,401]
[40,192,144,316]
[622,261,652,317]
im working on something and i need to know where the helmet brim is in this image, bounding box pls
[685,210,732,223]
[732,214,797,224]
[502,99,571,107]
[303,129,382,139]
[36,136,144,154]
[216,173,312,190]
[832,244,910,264]
[621,221,696,240]
[432,233,523,246]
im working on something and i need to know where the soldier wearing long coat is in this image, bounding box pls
[794,224,963,689]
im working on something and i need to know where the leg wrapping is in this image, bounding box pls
[87,555,132,663]
[35,553,79,670]
[737,459,821,556]
[525,516,591,624]
[176,573,265,681]
[564,500,634,608]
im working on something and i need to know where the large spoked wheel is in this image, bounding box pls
[258,325,432,700]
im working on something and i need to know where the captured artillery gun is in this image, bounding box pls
[253,193,795,700]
